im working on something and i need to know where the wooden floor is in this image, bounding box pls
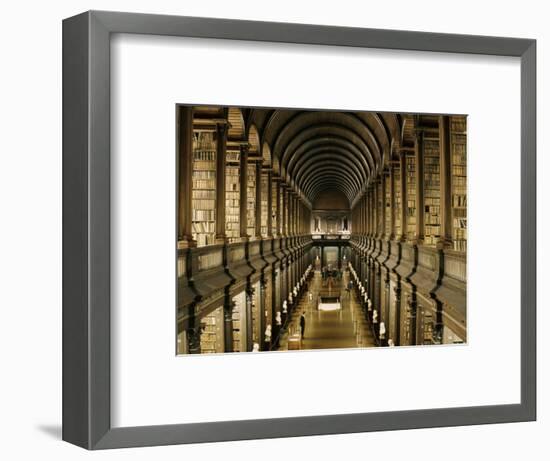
[279,270,375,351]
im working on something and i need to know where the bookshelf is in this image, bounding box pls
[377,181,383,234]
[451,116,467,252]
[406,154,416,240]
[247,164,256,237]
[199,306,224,353]
[423,138,441,246]
[251,281,261,345]
[232,291,246,352]
[260,173,269,237]
[393,163,402,238]
[264,281,272,338]
[225,165,240,241]
[280,186,284,234]
[192,131,216,247]
[384,173,391,237]
[271,181,278,235]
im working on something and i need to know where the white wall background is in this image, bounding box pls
[0,0,546,459]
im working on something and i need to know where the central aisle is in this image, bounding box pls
[279,269,375,351]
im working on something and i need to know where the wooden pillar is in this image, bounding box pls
[255,161,262,238]
[177,106,195,247]
[239,145,249,239]
[400,151,407,241]
[439,115,453,248]
[215,122,227,243]
[267,171,273,238]
[415,132,425,243]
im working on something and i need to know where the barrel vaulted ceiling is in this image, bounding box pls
[193,106,409,209]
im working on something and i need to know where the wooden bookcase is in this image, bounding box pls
[246,164,256,237]
[225,160,240,241]
[271,181,278,235]
[384,173,391,237]
[423,138,441,246]
[377,180,383,234]
[261,173,269,237]
[406,154,416,240]
[199,306,224,353]
[393,162,402,238]
[251,281,261,346]
[451,116,467,252]
[192,131,216,247]
[232,291,246,352]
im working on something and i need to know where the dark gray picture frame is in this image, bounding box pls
[62,10,536,450]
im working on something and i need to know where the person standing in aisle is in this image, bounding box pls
[300,311,306,339]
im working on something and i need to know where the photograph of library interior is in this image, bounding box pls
[177,106,467,355]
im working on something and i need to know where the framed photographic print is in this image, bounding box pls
[62,10,536,450]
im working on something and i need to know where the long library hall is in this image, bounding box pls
[177,107,467,354]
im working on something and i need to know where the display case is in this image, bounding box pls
[191,131,216,247]
[423,137,441,246]
[451,116,467,252]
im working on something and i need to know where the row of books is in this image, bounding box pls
[226,198,239,208]
[451,117,467,133]
[193,160,216,171]
[454,217,467,229]
[191,199,215,210]
[453,194,467,207]
[192,221,215,233]
[192,209,215,222]
[192,168,215,178]
[192,179,216,190]
[453,172,467,183]
[452,165,467,176]
[453,239,467,252]
[425,214,441,225]
[192,189,215,200]
[193,131,216,152]
[226,152,240,163]
[453,208,467,218]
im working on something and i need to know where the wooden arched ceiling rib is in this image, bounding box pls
[302,171,358,202]
[300,166,362,197]
[279,124,377,177]
[285,138,371,183]
[293,156,364,196]
[274,114,381,172]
